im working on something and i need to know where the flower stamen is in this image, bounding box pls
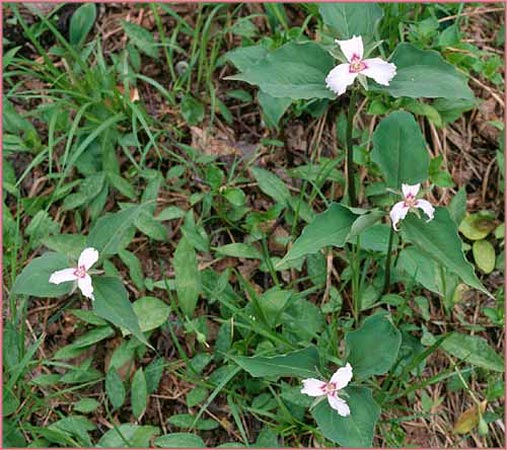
[74,266,87,278]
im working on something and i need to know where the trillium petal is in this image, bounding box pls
[336,35,364,62]
[330,363,353,390]
[78,247,99,271]
[415,199,435,222]
[301,378,326,397]
[390,201,409,231]
[49,268,78,284]
[362,58,396,86]
[327,393,351,417]
[325,64,358,96]
[401,183,420,199]
[77,274,94,299]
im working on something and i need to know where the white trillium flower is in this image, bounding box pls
[49,247,99,299]
[301,363,353,417]
[390,183,435,231]
[326,35,397,96]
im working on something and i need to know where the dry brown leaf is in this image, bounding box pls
[190,126,240,156]
[117,85,140,102]
[453,400,487,434]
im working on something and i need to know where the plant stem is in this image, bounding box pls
[346,89,358,207]
[383,227,395,293]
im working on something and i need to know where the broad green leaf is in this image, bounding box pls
[25,210,59,247]
[69,3,96,46]
[131,368,147,420]
[186,387,208,407]
[258,287,292,328]
[225,45,268,71]
[73,398,100,414]
[87,206,140,256]
[319,2,383,39]
[353,223,395,253]
[47,415,95,447]
[105,368,125,410]
[346,209,385,240]
[107,172,136,200]
[345,312,401,380]
[181,94,205,126]
[251,167,291,206]
[98,424,159,448]
[93,277,149,346]
[122,296,170,335]
[441,333,504,372]
[397,246,458,297]
[472,240,495,274]
[258,91,292,128]
[459,212,496,240]
[174,236,201,317]
[155,206,186,221]
[227,42,335,100]
[181,211,209,252]
[118,249,144,290]
[371,111,429,188]
[145,357,165,394]
[12,253,73,298]
[154,433,205,448]
[375,43,474,100]
[120,20,159,59]
[167,414,218,431]
[401,208,491,297]
[312,386,380,448]
[449,187,467,225]
[135,209,167,241]
[232,346,320,379]
[54,326,115,359]
[433,97,476,124]
[281,298,325,340]
[41,234,87,260]
[214,243,262,259]
[278,203,357,265]
[3,420,27,448]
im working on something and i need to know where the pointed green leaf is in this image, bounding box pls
[131,368,147,420]
[441,333,504,372]
[87,206,140,256]
[371,111,429,188]
[312,386,380,448]
[93,277,150,346]
[345,312,401,380]
[472,240,496,274]
[105,368,125,410]
[319,3,383,39]
[251,167,291,206]
[174,237,201,317]
[278,203,357,265]
[232,346,320,380]
[227,42,335,100]
[154,433,205,448]
[12,253,73,298]
[401,208,491,297]
[375,43,474,100]
[69,3,96,46]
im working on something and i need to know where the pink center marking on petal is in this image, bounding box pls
[348,55,367,73]
[323,382,338,395]
[74,266,87,278]
[403,193,417,209]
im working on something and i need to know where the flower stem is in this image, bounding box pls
[383,227,395,294]
[346,89,358,207]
